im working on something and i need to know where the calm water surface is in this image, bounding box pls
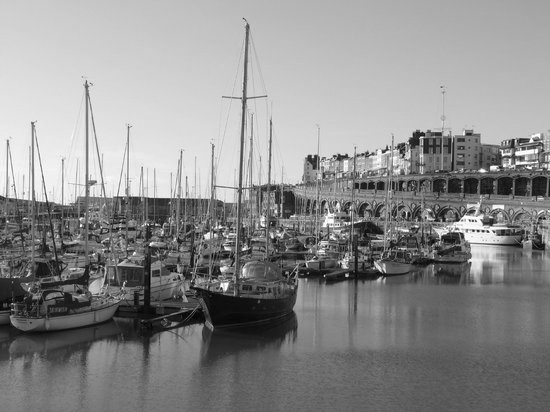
[2,246,550,411]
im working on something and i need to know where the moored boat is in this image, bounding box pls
[432,231,472,263]
[438,200,522,246]
[91,254,185,305]
[9,288,120,332]
[192,260,298,329]
[0,278,27,325]
[190,20,298,330]
[374,249,414,276]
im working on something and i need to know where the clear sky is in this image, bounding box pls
[1,0,549,204]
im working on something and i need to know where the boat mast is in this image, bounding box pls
[350,145,356,246]
[176,150,182,237]
[382,135,394,252]
[234,19,251,287]
[315,124,320,243]
[266,118,273,258]
[4,139,9,237]
[209,143,215,239]
[249,113,254,232]
[30,122,36,268]
[84,82,90,266]
[125,123,131,256]
[61,157,64,235]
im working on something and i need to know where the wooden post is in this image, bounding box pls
[144,245,151,312]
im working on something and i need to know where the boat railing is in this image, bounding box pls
[11,302,40,318]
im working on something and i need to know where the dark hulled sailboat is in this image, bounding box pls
[191,20,298,329]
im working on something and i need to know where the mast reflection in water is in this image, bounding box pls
[2,245,550,411]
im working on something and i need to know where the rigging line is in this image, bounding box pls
[66,90,86,175]
[216,34,246,171]
[87,92,108,201]
[7,143,25,231]
[249,32,268,96]
[33,129,61,266]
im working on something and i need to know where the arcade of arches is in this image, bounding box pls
[293,172,550,225]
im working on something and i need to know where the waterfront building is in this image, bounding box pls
[453,129,481,171]
[500,133,545,170]
[302,154,319,183]
[419,130,453,174]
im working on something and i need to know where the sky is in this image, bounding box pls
[1,0,549,205]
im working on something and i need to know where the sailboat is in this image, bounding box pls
[191,20,298,330]
[373,135,413,276]
[10,82,120,332]
[0,278,26,325]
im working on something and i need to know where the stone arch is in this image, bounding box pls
[342,201,352,213]
[373,203,385,218]
[358,202,371,218]
[360,182,368,190]
[394,203,411,220]
[367,181,376,190]
[436,206,459,222]
[419,179,431,192]
[448,178,462,194]
[532,176,547,197]
[489,208,511,223]
[480,177,494,195]
[497,176,513,195]
[433,178,446,193]
[514,177,529,196]
[511,209,532,224]
[376,181,385,191]
[464,178,478,194]
[535,210,550,228]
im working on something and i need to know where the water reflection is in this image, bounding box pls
[7,320,121,361]
[200,312,298,364]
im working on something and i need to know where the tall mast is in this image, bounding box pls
[209,143,215,238]
[315,124,320,243]
[176,149,182,236]
[30,122,36,266]
[234,20,251,285]
[84,82,90,265]
[125,123,131,255]
[351,145,356,244]
[61,157,64,229]
[249,112,254,231]
[382,135,394,252]
[5,140,9,236]
[153,168,157,224]
[266,118,273,258]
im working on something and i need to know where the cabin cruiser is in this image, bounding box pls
[431,231,472,263]
[440,214,522,246]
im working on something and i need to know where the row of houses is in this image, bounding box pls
[303,129,550,182]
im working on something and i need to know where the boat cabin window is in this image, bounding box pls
[152,269,161,278]
[118,267,144,287]
[241,284,252,292]
[106,266,121,286]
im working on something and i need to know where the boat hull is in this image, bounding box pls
[0,309,10,325]
[193,287,298,330]
[463,234,521,246]
[10,300,120,333]
[374,259,412,276]
[432,252,471,264]
[305,258,338,271]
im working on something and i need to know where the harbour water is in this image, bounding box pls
[2,245,550,411]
